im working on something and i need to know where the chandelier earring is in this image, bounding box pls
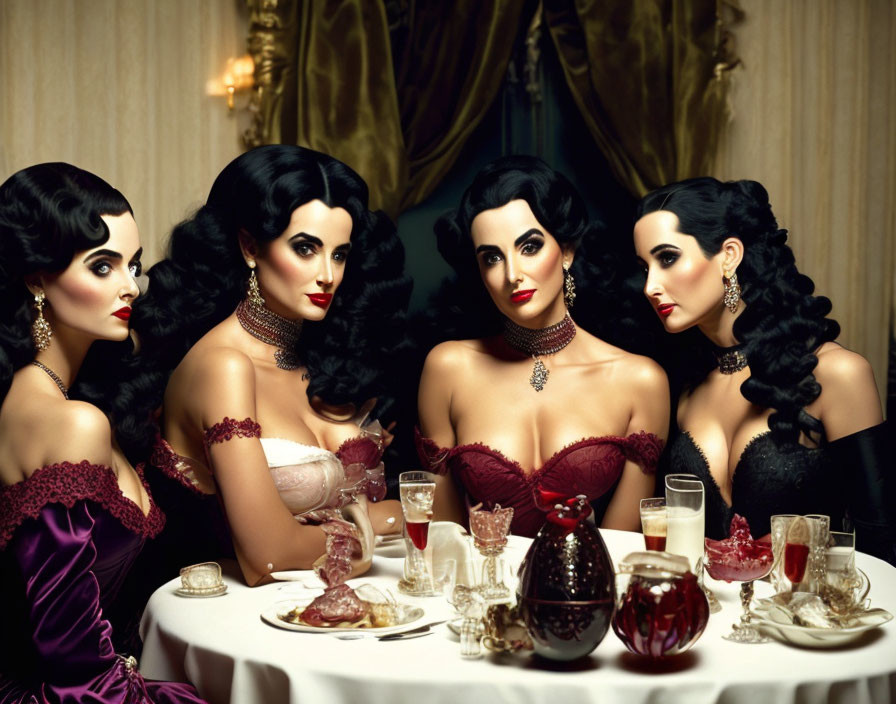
[562,262,576,309]
[31,291,52,351]
[722,271,741,314]
[246,263,265,307]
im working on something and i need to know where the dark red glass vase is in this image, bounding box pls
[516,495,615,661]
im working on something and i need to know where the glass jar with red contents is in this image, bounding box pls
[516,494,615,661]
[612,551,709,658]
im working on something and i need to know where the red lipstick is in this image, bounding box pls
[112,307,131,321]
[510,289,536,304]
[306,293,333,309]
[656,303,675,318]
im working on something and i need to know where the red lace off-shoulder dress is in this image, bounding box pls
[415,429,664,537]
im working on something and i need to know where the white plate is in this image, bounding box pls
[175,585,227,598]
[751,605,892,648]
[261,598,425,635]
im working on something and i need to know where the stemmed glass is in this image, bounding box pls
[664,474,719,612]
[397,471,438,596]
[468,504,514,603]
[704,519,774,643]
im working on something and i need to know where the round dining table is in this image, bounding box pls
[139,528,896,704]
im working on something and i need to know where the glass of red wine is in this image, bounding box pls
[397,471,439,596]
[770,514,830,594]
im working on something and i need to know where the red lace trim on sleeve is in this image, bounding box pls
[335,436,384,470]
[203,417,261,448]
[413,427,450,476]
[0,462,165,549]
[150,433,210,496]
[622,431,665,475]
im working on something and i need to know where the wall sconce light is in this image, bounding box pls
[207,55,255,111]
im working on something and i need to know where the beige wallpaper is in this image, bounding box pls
[714,0,895,404]
[0,0,248,265]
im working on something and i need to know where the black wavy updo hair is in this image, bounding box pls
[0,162,141,440]
[430,154,650,348]
[133,145,411,442]
[636,177,840,444]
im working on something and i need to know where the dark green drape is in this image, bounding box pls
[244,0,738,214]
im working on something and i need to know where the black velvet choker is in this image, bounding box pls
[712,343,748,374]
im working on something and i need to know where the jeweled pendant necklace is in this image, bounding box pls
[713,343,748,374]
[31,360,69,399]
[235,298,303,370]
[502,314,576,392]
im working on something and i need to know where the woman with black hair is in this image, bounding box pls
[0,163,205,702]
[634,177,895,564]
[416,155,668,537]
[133,145,409,588]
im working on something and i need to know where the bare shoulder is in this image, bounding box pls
[421,339,487,383]
[28,400,114,472]
[423,339,481,369]
[812,342,882,438]
[813,343,880,405]
[581,333,668,394]
[176,344,256,393]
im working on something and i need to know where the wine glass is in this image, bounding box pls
[468,504,514,603]
[664,474,719,612]
[397,471,438,596]
[704,532,774,643]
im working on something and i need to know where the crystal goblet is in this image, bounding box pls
[704,515,774,643]
[469,504,514,603]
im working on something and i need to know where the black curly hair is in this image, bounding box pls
[636,177,841,445]
[427,154,656,352]
[132,145,411,443]
[0,162,143,447]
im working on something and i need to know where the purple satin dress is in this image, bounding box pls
[0,461,207,703]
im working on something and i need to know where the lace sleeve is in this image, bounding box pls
[414,427,451,476]
[203,417,262,449]
[621,431,665,475]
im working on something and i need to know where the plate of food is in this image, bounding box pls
[751,592,892,648]
[261,583,425,635]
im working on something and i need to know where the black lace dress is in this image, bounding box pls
[662,422,895,565]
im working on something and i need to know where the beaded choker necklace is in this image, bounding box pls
[713,343,748,374]
[502,314,576,392]
[32,360,69,399]
[235,298,303,370]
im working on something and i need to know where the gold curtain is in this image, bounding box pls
[393,2,526,211]
[544,0,739,196]
[713,0,895,406]
[245,1,734,211]
[245,0,523,219]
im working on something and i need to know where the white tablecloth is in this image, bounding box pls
[140,528,896,704]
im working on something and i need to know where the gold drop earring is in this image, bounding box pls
[32,291,52,350]
[246,262,265,307]
[723,271,741,313]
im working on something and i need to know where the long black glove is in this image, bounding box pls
[829,421,896,566]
